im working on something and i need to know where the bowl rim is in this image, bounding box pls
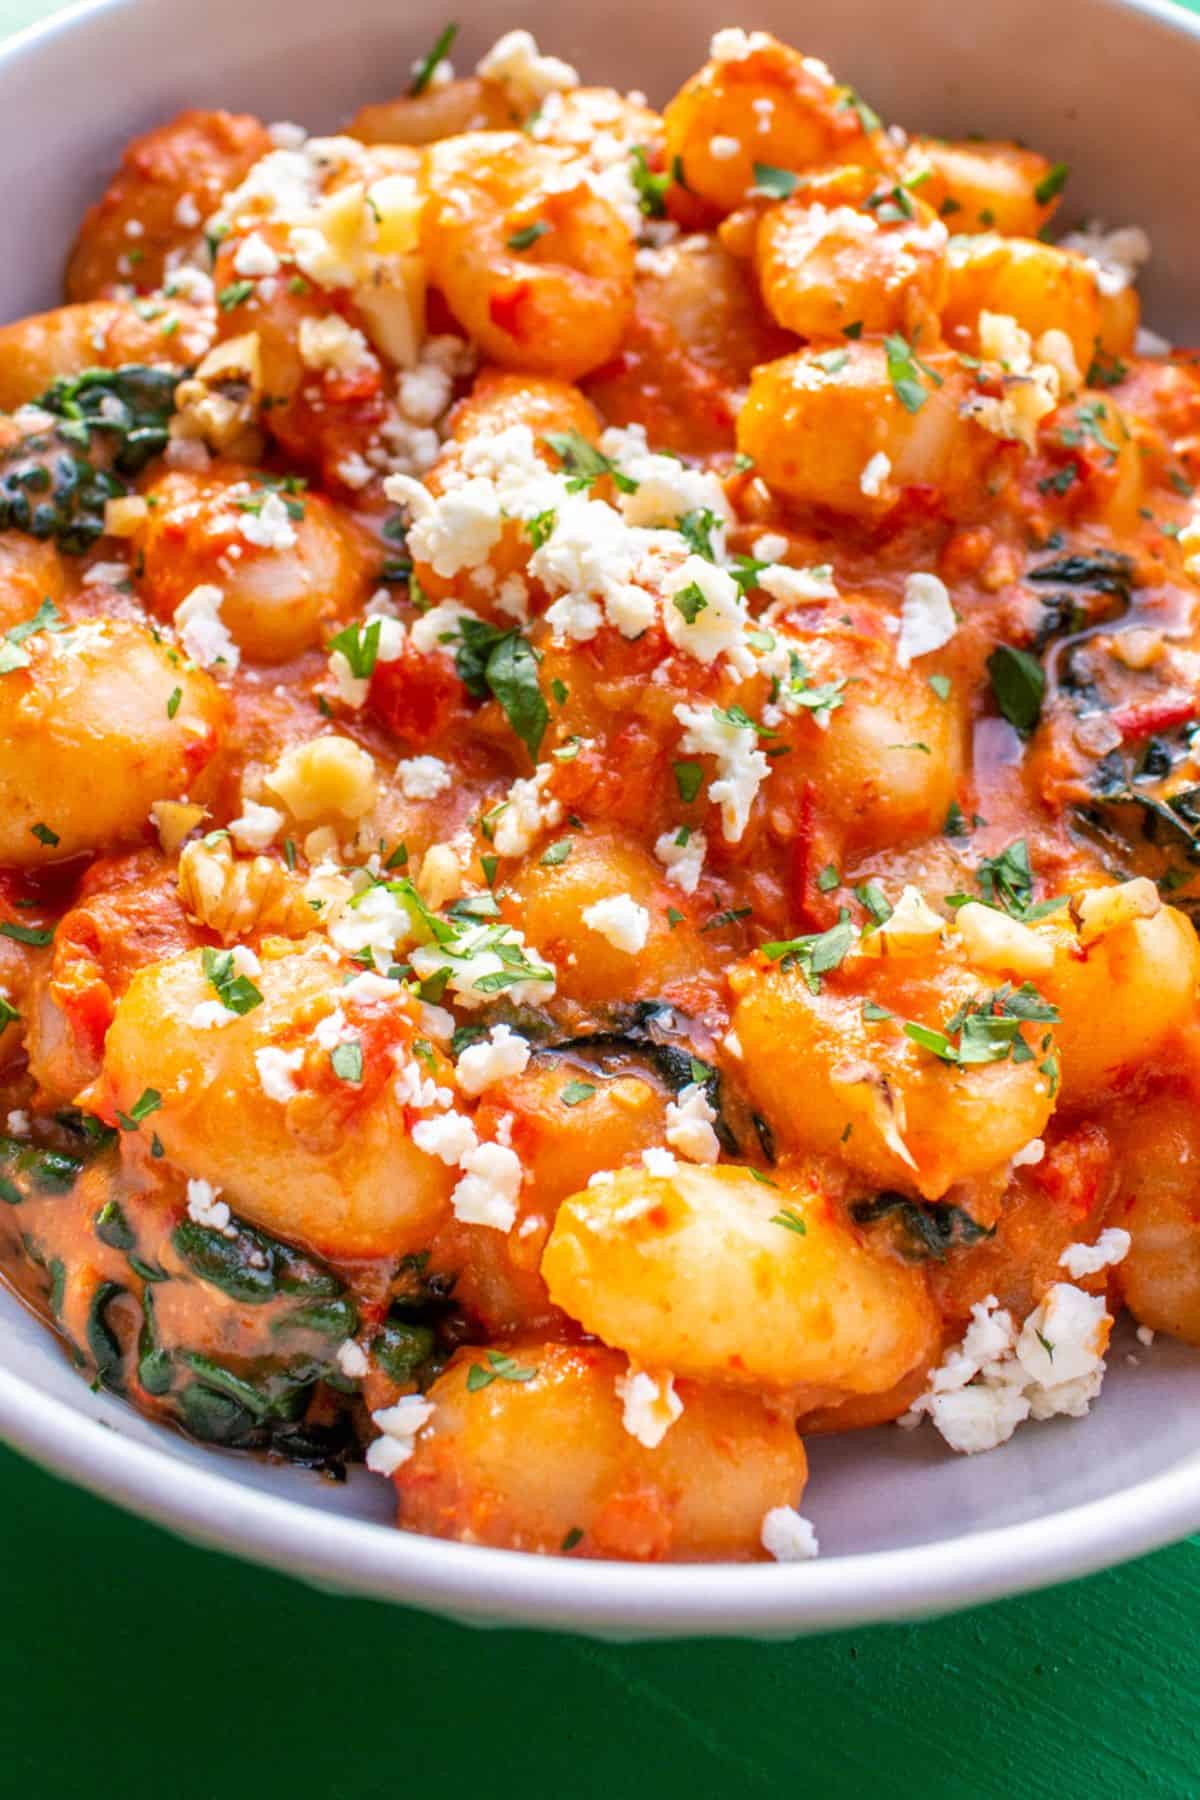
[5,1354,1200,1635]
[3,0,1200,1637]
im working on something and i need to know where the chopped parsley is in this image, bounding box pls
[328,617,382,681]
[678,507,722,561]
[750,162,798,199]
[330,1041,363,1083]
[217,280,254,312]
[507,220,550,251]
[542,430,637,494]
[115,1088,162,1132]
[0,920,52,947]
[526,508,557,548]
[629,145,672,218]
[673,760,704,804]
[0,598,66,674]
[466,1349,538,1391]
[409,21,458,96]
[762,912,856,991]
[1034,161,1070,205]
[884,332,942,414]
[905,982,1059,1067]
[200,946,263,1016]
[672,581,708,625]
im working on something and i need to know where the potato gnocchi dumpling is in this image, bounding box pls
[0,20,1194,1563]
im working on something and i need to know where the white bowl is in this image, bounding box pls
[1,0,1198,1639]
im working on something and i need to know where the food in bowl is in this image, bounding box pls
[0,19,1195,1564]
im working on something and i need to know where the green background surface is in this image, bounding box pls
[2,1,1200,1793]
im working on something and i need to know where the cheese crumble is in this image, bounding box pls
[616,1366,683,1447]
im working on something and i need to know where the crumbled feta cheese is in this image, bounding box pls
[394,1057,453,1112]
[397,335,472,425]
[476,28,579,112]
[337,452,374,491]
[673,703,769,843]
[238,491,298,552]
[896,572,956,667]
[298,313,372,376]
[855,884,942,957]
[455,1023,532,1096]
[186,1178,233,1235]
[228,800,285,853]
[534,494,657,641]
[366,1393,434,1475]
[582,893,651,955]
[615,1366,682,1448]
[409,920,556,1010]
[188,1000,237,1029]
[81,560,131,589]
[396,755,452,801]
[1136,1324,1156,1347]
[860,451,891,498]
[752,533,789,563]
[1021,1288,1115,1396]
[761,1506,820,1562]
[663,556,749,666]
[233,231,281,277]
[268,120,308,149]
[1011,1137,1046,1169]
[451,1140,523,1231]
[1059,221,1151,296]
[313,1006,350,1051]
[641,1146,678,1176]
[709,26,771,61]
[327,882,412,968]
[5,1109,30,1137]
[175,584,239,671]
[599,425,732,534]
[903,1285,1114,1453]
[174,193,202,229]
[163,265,215,305]
[341,972,404,1010]
[492,765,563,858]
[254,1045,304,1103]
[654,826,706,896]
[1135,325,1172,358]
[1074,877,1160,946]
[664,1082,720,1164]
[755,562,839,603]
[910,1381,1033,1455]
[412,1110,479,1166]
[953,900,1054,976]
[336,1339,369,1379]
[962,309,1077,446]
[388,473,504,578]
[1059,1228,1131,1281]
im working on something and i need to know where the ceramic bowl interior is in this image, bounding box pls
[0,0,1198,1638]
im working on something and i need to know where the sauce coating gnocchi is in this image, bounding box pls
[0,22,1195,1564]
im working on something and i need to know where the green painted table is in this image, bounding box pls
[3,2,1200,1792]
